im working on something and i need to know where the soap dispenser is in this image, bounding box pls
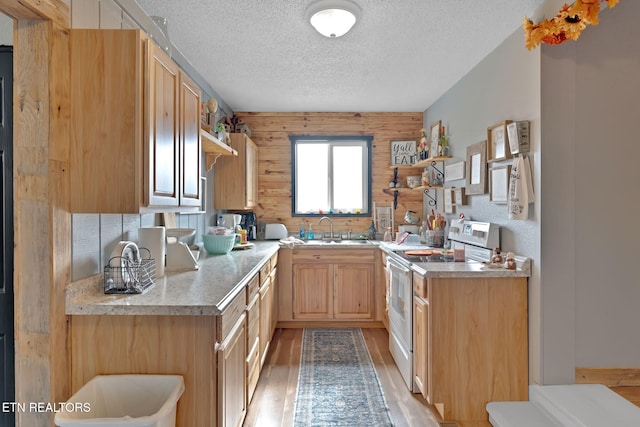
[307,224,315,240]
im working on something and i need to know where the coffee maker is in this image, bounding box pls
[240,212,257,240]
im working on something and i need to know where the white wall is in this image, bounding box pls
[541,1,640,373]
[0,13,11,44]
[426,0,640,386]
[424,27,543,383]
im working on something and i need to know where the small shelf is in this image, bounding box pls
[414,185,444,190]
[412,156,453,168]
[201,129,237,172]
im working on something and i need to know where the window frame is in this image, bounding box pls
[290,135,373,218]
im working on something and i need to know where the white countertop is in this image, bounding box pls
[65,241,280,316]
[378,242,531,278]
[409,258,530,278]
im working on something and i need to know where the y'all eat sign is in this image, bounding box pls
[391,140,417,165]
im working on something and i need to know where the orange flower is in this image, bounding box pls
[523,0,621,49]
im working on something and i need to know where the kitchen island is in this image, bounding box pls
[65,241,279,427]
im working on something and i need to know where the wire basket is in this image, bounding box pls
[104,248,156,294]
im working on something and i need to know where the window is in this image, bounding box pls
[291,136,372,216]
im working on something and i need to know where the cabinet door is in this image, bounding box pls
[214,134,258,210]
[413,295,430,402]
[146,40,179,207]
[293,264,333,319]
[258,278,272,367]
[179,73,202,207]
[245,137,258,208]
[218,313,247,427]
[334,263,374,319]
[269,267,278,336]
[246,293,260,404]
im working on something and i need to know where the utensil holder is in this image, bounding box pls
[426,230,444,248]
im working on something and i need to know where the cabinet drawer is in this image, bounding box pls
[292,249,375,263]
[413,272,428,299]
[259,260,271,284]
[246,274,260,303]
[270,251,278,268]
[218,287,247,340]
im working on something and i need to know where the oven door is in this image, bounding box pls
[387,254,414,390]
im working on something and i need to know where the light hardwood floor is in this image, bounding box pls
[243,327,444,427]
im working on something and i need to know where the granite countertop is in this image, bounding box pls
[65,241,280,316]
[409,258,531,278]
[378,242,531,278]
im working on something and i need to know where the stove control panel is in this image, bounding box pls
[448,219,499,249]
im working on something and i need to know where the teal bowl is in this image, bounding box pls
[202,234,236,255]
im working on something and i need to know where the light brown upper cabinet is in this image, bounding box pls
[70,29,201,213]
[214,133,258,210]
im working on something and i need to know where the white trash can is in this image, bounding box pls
[54,374,184,427]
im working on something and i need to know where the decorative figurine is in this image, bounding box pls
[505,252,517,270]
[419,128,429,160]
[491,248,504,265]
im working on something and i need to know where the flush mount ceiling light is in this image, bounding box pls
[306,0,361,38]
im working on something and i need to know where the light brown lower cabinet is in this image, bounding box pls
[70,254,281,427]
[411,272,528,423]
[413,293,430,402]
[218,313,247,427]
[246,291,260,404]
[287,248,376,322]
[70,314,218,426]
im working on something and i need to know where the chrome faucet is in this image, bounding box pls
[318,216,334,239]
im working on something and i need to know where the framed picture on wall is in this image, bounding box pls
[429,121,441,158]
[487,120,513,162]
[489,165,511,204]
[453,187,467,205]
[444,188,455,214]
[465,140,487,195]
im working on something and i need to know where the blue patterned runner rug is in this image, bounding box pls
[293,328,394,426]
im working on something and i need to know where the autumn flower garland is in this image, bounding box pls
[523,0,619,50]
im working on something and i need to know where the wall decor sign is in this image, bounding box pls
[429,121,442,158]
[390,140,417,165]
[489,165,511,204]
[487,120,513,162]
[466,140,487,195]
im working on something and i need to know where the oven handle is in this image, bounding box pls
[388,256,411,273]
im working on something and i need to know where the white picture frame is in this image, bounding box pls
[453,187,467,205]
[444,188,455,214]
[489,165,511,204]
[445,161,465,182]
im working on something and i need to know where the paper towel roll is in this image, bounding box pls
[138,226,166,277]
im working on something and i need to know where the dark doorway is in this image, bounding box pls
[0,45,14,427]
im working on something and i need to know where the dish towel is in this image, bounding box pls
[508,155,535,220]
[279,236,305,248]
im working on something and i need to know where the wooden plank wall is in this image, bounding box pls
[234,112,425,235]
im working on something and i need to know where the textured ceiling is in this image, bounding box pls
[135,0,547,112]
